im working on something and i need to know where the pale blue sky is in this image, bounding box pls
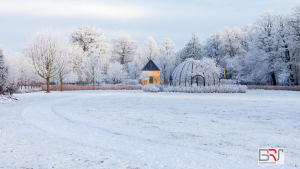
[0,0,298,52]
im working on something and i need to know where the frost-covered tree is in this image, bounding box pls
[25,30,66,93]
[254,11,284,85]
[70,26,110,84]
[72,45,86,82]
[203,27,249,80]
[84,42,111,89]
[143,36,159,60]
[286,4,300,85]
[0,47,8,93]
[70,25,106,52]
[54,46,77,91]
[127,57,144,80]
[106,62,127,84]
[155,38,176,84]
[201,5,300,85]
[203,31,222,60]
[127,47,147,80]
[6,52,40,89]
[221,27,249,80]
[178,31,203,63]
[111,35,138,65]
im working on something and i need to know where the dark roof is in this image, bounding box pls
[142,60,160,71]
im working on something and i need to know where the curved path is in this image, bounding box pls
[22,92,256,168]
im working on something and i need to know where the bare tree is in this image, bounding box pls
[25,30,66,93]
[54,46,75,91]
[70,25,105,52]
[156,38,176,84]
[143,36,159,60]
[111,35,138,64]
[84,44,111,90]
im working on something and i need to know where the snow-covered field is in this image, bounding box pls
[0,90,299,168]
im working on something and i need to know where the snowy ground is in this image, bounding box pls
[0,90,299,168]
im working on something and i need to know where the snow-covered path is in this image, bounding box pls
[1,90,299,168]
[21,94,237,168]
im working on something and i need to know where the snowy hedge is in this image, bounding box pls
[142,85,160,92]
[142,84,247,93]
[163,85,247,93]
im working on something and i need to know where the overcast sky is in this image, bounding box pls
[0,0,298,52]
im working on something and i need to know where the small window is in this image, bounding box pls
[149,77,153,84]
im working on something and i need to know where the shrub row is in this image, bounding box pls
[41,85,142,91]
[247,85,300,91]
[141,85,160,92]
[142,84,247,93]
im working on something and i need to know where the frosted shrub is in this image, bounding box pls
[123,79,139,85]
[162,84,247,93]
[142,85,159,92]
[18,86,42,93]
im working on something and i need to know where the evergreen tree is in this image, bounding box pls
[178,31,203,63]
[0,48,8,93]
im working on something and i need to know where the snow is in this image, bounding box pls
[0,90,299,168]
[0,95,16,103]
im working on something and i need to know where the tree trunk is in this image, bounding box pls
[46,77,50,93]
[203,78,206,87]
[60,79,63,91]
[271,72,277,85]
[121,54,125,64]
[93,78,95,90]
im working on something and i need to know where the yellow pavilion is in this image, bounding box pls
[141,60,161,85]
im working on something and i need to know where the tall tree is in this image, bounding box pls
[203,31,222,60]
[244,11,286,85]
[106,62,127,84]
[156,38,176,83]
[178,31,203,63]
[127,47,147,80]
[6,52,39,89]
[287,4,300,85]
[111,35,138,65]
[143,36,159,60]
[0,47,8,93]
[25,30,66,93]
[70,25,105,52]
[72,45,86,82]
[84,42,111,90]
[54,46,75,91]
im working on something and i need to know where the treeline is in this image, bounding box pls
[202,5,300,85]
[3,27,179,92]
[1,3,300,93]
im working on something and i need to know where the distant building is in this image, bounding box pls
[141,60,161,85]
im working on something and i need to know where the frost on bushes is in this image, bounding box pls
[142,84,247,93]
[142,85,159,92]
[161,84,247,93]
[142,85,247,93]
[123,79,139,85]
